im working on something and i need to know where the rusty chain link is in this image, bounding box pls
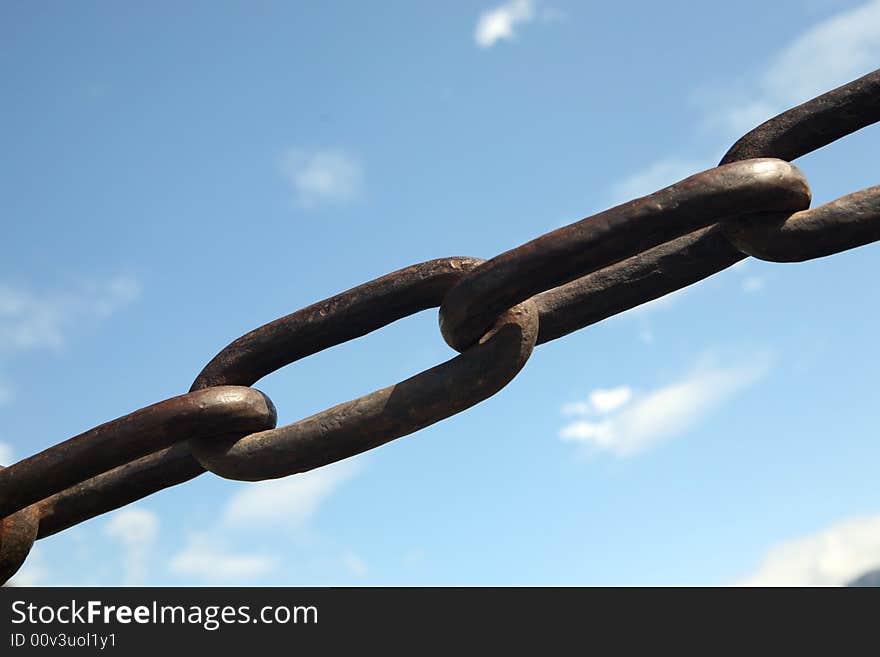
[188,258,539,480]
[2,68,879,584]
[438,158,811,351]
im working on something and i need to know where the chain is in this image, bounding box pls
[1,68,878,585]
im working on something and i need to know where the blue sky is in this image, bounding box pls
[2,0,879,586]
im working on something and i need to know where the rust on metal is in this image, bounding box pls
[2,67,879,585]
[0,387,277,521]
[532,226,746,344]
[721,68,880,164]
[191,257,485,390]
[533,184,880,343]
[531,69,880,346]
[191,301,537,480]
[189,258,537,480]
[723,186,880,262]
[34,443,204,540]
[0,467,40,585]
[439,158,811,352]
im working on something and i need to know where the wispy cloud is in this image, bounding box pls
[342,550,368,577]
[742,276,765,294]
[162,460,363,584]
[280,148,363,208]
[104,507,159,585]
[475,0,561,48]
[560,352,771,457]
[0,275,141,356]
[610,1,880,206]
[0,441,13,465]
[561,386,632,416]
[607,157,712,207]
[704,0,880,137]
[0,276,139,418]
[618,284,695,345]
[223,459,361,530]
[737,513,880,586]
[169,534,278,583]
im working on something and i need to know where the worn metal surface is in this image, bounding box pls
[0,468,40,585]
[438,159,811,352]
[723,187,880,262]
[34,444,204,540]
[0,387,276,521]
[191,257,484,390]
[2,67,879,585]
[191,300,538,480]
[532,225,746,344]
[721,69,880,164]
[188,257,537,480]
[23,259,488,539]
[534,186,880,343]
[528,70,880,346]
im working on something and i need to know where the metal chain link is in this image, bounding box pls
[438,158,811,351]
[2,68,879,584]
[189,258,539,481]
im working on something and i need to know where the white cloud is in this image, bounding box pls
[162,460,361,584]
[280,148,363,207]
[89,277,141,319]
[169,533,278,583]
[590,386,632,413]
[104,507,159,585]
[737,513,880,586]
[223,459,361,530]
[342,551,368,577]
[0,441,13,464]
[559,353,770,457]
[474,0,536,48]
[611,1,880,208]
[0,275,141,356]
[708,0,880,136]
[562,386,632,416]
[742,276,765,294]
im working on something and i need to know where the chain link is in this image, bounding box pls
[439,158,811,352]
[2,68,879,584]
[189,257,538,480]
[0,387,276,520]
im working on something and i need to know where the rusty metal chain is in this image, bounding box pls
[2,68,879,584]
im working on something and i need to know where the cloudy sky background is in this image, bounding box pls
[2,0,879,585]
